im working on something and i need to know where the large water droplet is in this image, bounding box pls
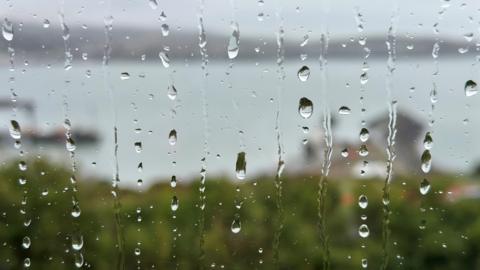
[297,66,310,82]
[465,80,478,97]
[358,195,368,209]
[170,175,177,188]
[420,178,431,195]
[120,72,130,80]
[338,106,351,115]
[22,236,31,249]
[171,196,179,211]
[235,152,247,180]
[74,252,84,268]
[2,18,13,41]
[159,51,170,68]
[421,150,432,173]
[9,120,21,140]
[134,142,142,153]
[423,132,433,150]
[72,234,84,251]
[359,128,369,142]
[358,224,370,238]
[148,0,158,9]
[227,22,240,59]
[231,215,241,234]
[161,23,169,36]
[66,137,76,152]
[168,130,177,146]
[167,85,177,100]
[298,97,313,119]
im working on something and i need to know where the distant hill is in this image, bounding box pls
[0,24,474,63]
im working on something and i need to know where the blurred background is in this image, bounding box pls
[1,0,480,269]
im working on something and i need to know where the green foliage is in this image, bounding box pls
[0,160,479,269]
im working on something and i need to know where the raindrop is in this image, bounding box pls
[421,150,432,173]
[423,132,433,150]
[43,19,50,28]
[297,66,310,82]
[171,196,179,211]
[22,236,31,249]
[463,32,474,42]
[359,128,369,142]
[2,18,13,41]
[161,23,169,36]
[66,137,76,152]
[358,195,368,209]
[72,234,84,251]
[9,120,21,140]
[168,85,177,100]
[227,22,240,59]
[134,248,141,256]
[420,179,431,195]
[168,130,177,146]
[71,204,81,218]
[358,145,369,157]
[361,258,368,268]
[338,106,351,115]
[432,42,440,59]
[235,152,247,180]
[464,80,477,97]
[149,0,158,10]
[134,142,142,153]
[298,97,313,119]
[341,148,349,158]
[159,51,170,68]
[231,215,241,234]
[170,175,177,187]
[19,161,27,171]
[74,253,84,268]
[120,72,130,80]
[24,258,31,268]
[360,72,368,84]
[358,224,370,238]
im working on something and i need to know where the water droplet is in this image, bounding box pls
[227,22,240,59]
[9,120,21,140]
[358,224,370,238]
[297,66,310,82]
[2,18,13,41]
[19,161,27,171]
[66,137,76,152]
[24,258,31,268]
[170,175,177,188]
[42,19,50,28]
[161,23,169,36]
[134,142,142,153]
[360,72,368,84]
[159,51,170,68]
[134,248,141,256]
[358,195,368,209]
[149,0,158,9]
[359,128,370,142]
[358,145,369,157]
[423,132,433,150]
[420,179,431,195]
[298,97,313,119]
[231,215,241,234]
[120,72,130,80]
[464,32,474,42]
[421,150,432,173]
[168,85,177,100]
[72,234,83,251]
[432,42,440,59]
[341,148,349,158]
[171,196,179,211]
[74,252,84,268]
[338,106,351,115]
[22,236,31,249]
[235,152,247,180]
[168,130,177,146]
[465,80,477,97]
[71,204,81,218]
[361,258,368,268]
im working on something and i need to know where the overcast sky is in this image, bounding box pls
[2,0,480,40]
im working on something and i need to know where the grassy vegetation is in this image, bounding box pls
[0,159,479,269]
